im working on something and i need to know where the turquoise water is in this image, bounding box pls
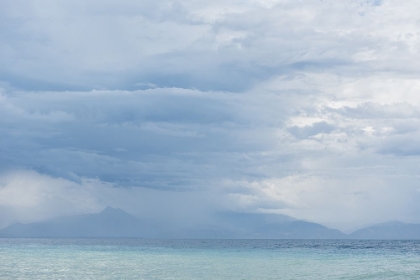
[1,239,420,279]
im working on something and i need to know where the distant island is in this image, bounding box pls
[1,207,419,239]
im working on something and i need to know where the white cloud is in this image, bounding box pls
[0,170,101,227]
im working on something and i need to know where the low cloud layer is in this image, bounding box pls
[1,0,420,231]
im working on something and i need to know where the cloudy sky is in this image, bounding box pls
[1,0,420,232]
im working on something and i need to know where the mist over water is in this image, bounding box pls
[1,239,420,279]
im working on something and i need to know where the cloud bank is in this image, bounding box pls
[1,0,420,231]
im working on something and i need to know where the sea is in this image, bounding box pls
[1,239,419,279]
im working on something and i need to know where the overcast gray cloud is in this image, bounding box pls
[1,0,420,231]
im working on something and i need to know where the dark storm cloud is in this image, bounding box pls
[0,88,291,189]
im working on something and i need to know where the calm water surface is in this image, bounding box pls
[1,239,419,279]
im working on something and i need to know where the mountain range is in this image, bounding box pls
[0,207,157,238]
[1,207,419,239]
[349,221,420,239]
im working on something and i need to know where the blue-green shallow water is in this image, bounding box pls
[1,239,420,279]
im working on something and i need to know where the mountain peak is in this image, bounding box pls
[99,206,132,217]
[102,206,122,212]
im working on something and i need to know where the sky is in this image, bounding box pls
[1,0,420,232]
